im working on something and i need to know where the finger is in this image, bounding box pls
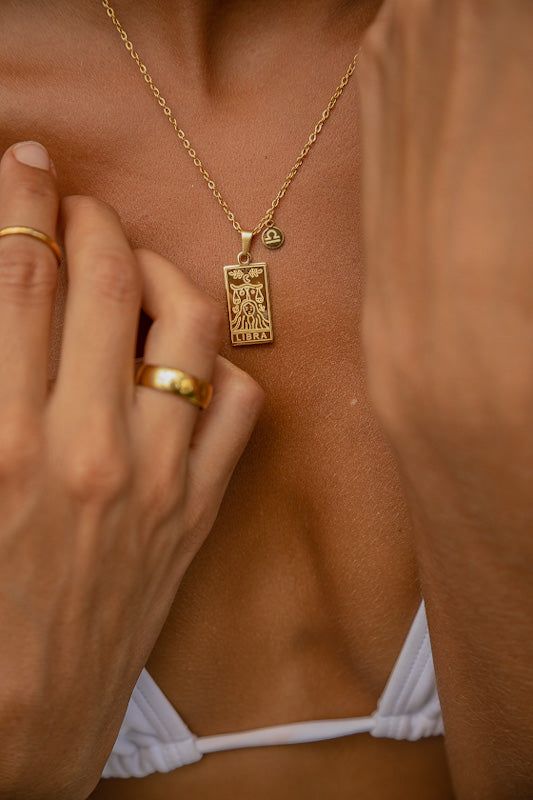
[54,196,142,408]
[0,141,59,410]
[133,247,224,447]
[187,356,264,505]
[357,33,389,270]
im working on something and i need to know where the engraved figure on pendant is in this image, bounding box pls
[223,263,274,346]
[230,272,270,333]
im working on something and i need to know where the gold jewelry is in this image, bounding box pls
[0,226,62,265]
[135,363,213,410]
[101,1,359,345]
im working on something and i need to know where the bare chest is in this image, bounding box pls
[0,3,418,737]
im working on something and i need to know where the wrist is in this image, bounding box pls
[0,685,100,800]
[365,329,531,451]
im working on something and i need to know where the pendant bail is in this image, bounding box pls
[241,230,253,256]
[238,230,254,265]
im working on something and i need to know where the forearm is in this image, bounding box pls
[391,419,533,799]
[357,0,533,793]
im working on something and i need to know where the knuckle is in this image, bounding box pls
[0,414,42,482]
[361,0,397,63]
[0,241,57,303]
[231,368,265,412]
[362,25,387,64]
[180,293,224,346]
[15,174,57,205]
[88,249,140,303]
[62,194,120,221]
[389,0,423,21]
[180,505,211,550]
[133,246,153,261]
[143,470,183,521]
[62,425,132,502]
[64,450,131,503]
[150,475,181,517]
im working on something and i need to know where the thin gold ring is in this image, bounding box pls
[135,363,213,411]
[0,226,62,265]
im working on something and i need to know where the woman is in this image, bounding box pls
[0,1,531,798]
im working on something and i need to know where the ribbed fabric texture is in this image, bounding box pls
[103,600,444,779]
[101,671,202,779]
[370,601,444,740]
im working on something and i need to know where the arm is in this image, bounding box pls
[358,2,533,797]
[0,143,263,799]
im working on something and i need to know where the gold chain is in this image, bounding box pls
[101,0,360,237]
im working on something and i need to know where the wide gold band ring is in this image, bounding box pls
[135,363,213,410]
[0,226,62,265]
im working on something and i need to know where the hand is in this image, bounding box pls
[358,0,532,458]
[0,141,264,800]
[357,6,533,795]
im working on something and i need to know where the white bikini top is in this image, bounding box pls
[102,600,444,779]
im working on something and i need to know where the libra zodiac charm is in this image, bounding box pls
[223,261,274,346]
[223,230,274,347]
[261,225,284,250]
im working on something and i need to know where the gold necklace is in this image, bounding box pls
[101,0,359,346]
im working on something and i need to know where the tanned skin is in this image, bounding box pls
[1,1,530,798]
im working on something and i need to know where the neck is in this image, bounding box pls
[107,0,382,96]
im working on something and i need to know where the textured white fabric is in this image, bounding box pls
[371,601,444,740]
[101,670,202,778]
[103,599,443,779]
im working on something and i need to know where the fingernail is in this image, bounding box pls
[12,140,51,171]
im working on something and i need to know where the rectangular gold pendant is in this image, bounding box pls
[223,262,274,346]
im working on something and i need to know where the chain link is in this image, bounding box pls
[101,0,360,237]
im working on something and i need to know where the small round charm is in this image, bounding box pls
[262,225,285,250]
